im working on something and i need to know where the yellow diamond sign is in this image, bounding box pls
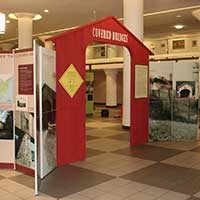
[59,64,84,98]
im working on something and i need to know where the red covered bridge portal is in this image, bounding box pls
[47,16,153,167]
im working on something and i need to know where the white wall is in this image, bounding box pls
[145,34,200,55]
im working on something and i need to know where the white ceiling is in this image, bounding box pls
[0,0,200,43]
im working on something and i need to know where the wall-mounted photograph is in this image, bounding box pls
[149,62,173,142]
[172,40,185,50]
[192,40,197,48]
[176,81,195,98]
[0,110,13,140]
[40,83,56,178]
[0,74,13,104]
[16,95,28,111]
[15,111,35,169]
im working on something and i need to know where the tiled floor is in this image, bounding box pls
[161,151,200,170]
[113,145,183,161]
[0,115,200,200]
[192,146,200,152]
[39,165,114,198]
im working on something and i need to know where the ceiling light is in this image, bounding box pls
[44,9,49,13]
[6,20,10,23]
[176,15,182,18]
[9,13,42,21]
[174,24,184,30]
[0,12,5,34]
[33,14,42,20]
[8,13,17,20]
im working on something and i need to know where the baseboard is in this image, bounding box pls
[94,102,106,106]
[122,125,130,130]
[16,164,34,177]
[94,103,122,106]
[0,163,14,169]
[106,105,118,108]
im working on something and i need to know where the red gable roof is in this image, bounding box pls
[47,16,153,55]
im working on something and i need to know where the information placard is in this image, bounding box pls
[18,64,33,95]
[135,65,148,98]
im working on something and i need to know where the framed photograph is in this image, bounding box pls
[172,40,185,50]
[192,40,197,47]
[161,43,166,48]
[176,81,195,98]
[0,110,13,140]
[100,46,105,57]
[16,95,28,111]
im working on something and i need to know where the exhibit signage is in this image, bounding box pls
[59,64,84,98]
[135,65,148,98]
[18,64,34,95]
[92,27,128,43]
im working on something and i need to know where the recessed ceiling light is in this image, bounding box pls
[176,15,182,18]
[6,20,10,23]
[174,24,184,30]
[44,9,49,13]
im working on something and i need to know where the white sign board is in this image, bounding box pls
[135,65,148,98]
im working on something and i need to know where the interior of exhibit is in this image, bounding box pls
[0,1,200,198]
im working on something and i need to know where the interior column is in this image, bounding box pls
[123,0,144,127]
[104,69,118,107]
[9,13,41,49]
[39,35,54,49]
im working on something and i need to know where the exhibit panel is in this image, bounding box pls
[149,60,199,141]
[149,61,174,141]
[0,52,15,166]
[172,61,199,140]
[38,46,56,178]
[14,50,36,171]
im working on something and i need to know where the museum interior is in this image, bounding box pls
[0,0,200,200]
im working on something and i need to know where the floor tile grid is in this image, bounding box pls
[0,117,200,200]
[161,151,200,170]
